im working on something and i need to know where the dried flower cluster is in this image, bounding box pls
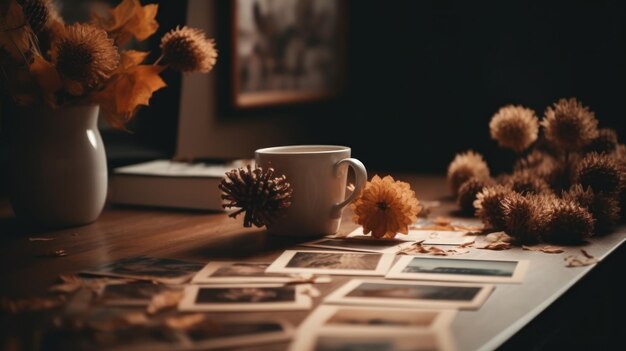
[448,97,625,245]
[351,175,422,239]
[0,0,218,129]
[219,165,293,228]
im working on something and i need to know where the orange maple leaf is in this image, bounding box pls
[92,0,159,46]
[92,64,166,129]
[117,50,149,72]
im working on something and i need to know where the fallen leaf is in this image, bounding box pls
[397,241,468,256]
[565,250,599,267]
[1,296,65,313]
[522,245,564,254]
[458,241,475,248]
[117,50,149,72]
[146,290,184,314]
[165,313,205,329]
[434,217,451,226]
[28,237,55,241]
[484,232,512,243]
[477,242,511,250]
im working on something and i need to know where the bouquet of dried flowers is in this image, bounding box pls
[448,98,625,245]
[0,0,217,129]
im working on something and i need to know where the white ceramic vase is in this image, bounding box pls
[8,104,107,228]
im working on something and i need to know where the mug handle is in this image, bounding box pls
[334,158,367,212]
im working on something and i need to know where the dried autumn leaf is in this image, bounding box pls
[93,64,166,129]
[484,232,512,243]
[165,313,205,329]
[146,290,183,314]
[564,250,599,267]
[397,241,467,256]
[117,50,148,71]
[522,245,564,254]
[0,0,31,63]
[29,55,62,97]
[93,0,158,46]
[477,242,511,250]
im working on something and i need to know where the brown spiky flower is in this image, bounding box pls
[351,175,422,239]
[457,177,493,214]
[583,128,618,154]
[160,26,217,73]
[562,184,620,234]
[473,184,514,230]
[575,152,623,195]
[219,165,293,228]
[541,98,598,152]
[505,171,552,195]
[447,151,490,196]
[18,0,49,33]
[51,23,119,94]
[501,192,542,244]
[489,105,539,153]
[543,199,594,245]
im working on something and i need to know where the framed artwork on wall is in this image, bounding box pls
[230,0,346,109]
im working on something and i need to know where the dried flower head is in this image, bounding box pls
[219,165,293,228]
[447,151,490,196]
[501,193,541,244]
[583,128,618,155]
[457,177,493,215]
[51,23,119,95]
[543,199,594,245]
[351,175,422,239]
[18,0,49,33]
[505,171,552,195]
[160,26,217,73]
[473,185,514,230]
[562,184,620,234]
[489,105,539,153]
[541,98,599,152]
[575,152,623,195]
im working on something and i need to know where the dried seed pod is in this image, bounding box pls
[219,165,292,228]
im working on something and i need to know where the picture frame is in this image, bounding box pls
[230,0,346,109]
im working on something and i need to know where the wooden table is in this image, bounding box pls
[1,175,625,351]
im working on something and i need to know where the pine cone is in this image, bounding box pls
[18,0,49,34]
[219,165,293,228]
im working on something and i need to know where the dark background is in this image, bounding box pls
[1,0,625,193]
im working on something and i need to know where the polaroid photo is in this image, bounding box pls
[300,236,411,253]
[178,284,312,312]
[324,279,494,310]
[343,227,475,246]
[265,250,395,276]
[303,305,456,332]
[82,256,205,284]
[290,329,456,351]
[191,261,331,284]
[98,282,183,306]
[387,256,530,283]
[181,317,294,350]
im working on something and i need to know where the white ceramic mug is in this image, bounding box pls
[255,145,367,237]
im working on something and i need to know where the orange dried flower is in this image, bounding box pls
[351,175,422,239]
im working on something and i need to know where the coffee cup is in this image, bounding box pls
[255,145,367,236]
